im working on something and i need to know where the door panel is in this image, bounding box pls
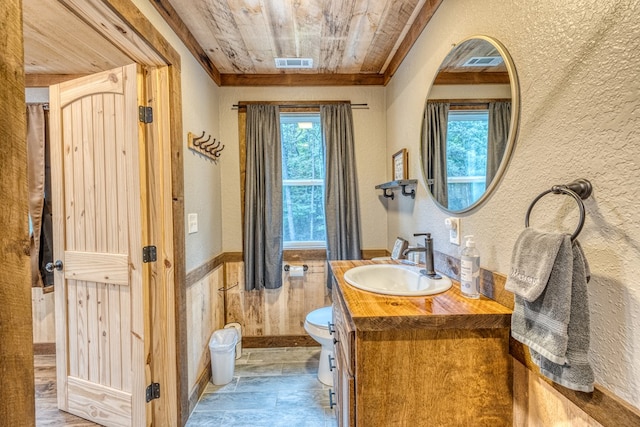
[50,63,148,427]
[64,251,129,285]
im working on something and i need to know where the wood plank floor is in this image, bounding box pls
[35,354,100,426]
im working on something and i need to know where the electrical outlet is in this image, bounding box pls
[445,217,460,245]
[188,213,198,234]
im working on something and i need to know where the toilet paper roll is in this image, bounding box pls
[289,265,305,277]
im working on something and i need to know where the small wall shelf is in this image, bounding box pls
[375,179,418,200]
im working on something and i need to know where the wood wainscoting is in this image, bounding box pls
[220,249,388,344]
[32,287,56,345]
[224,259,332,340]
[185,262,225,411]
[433,250,640,427]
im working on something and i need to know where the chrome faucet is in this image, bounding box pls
[402,233,442,279]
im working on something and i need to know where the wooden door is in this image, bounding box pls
[50,63,150,427]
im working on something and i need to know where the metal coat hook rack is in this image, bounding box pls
[188,131,225,162]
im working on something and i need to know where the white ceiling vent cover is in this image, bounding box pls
[275,58,313,69]
[463,56,504,67]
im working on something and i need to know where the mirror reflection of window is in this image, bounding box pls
[446,110,489,211]
[420,36,519,213]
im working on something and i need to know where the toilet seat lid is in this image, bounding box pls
[306,306,333,328]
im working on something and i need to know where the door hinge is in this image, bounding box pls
[146,382,160,402]
[138,105,153,123]
[143,245,157,263]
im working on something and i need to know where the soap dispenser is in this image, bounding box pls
[460,235,480,299]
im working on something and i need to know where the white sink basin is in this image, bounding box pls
[343,264,452,296]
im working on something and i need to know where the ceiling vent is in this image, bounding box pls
[275,58,313,69]
[462,56,503,67]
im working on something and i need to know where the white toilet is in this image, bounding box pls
[304,306,334,386]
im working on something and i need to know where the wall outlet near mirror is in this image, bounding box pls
[445,217,460,245]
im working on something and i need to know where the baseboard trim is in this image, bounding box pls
[243,335,319,348]
[33,342,56,355]
[188,364,212,415]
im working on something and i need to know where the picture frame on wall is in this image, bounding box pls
[392,148,408,181]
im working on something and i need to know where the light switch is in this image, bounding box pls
[188,213,198,234]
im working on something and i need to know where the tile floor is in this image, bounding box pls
[186,346,337,427]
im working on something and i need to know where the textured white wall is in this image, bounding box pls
[386,0,640,409]
[218,86,388,252]
[131,0,223,272]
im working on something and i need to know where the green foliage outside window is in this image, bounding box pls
[446,111,488,211]
[281,114,326,246]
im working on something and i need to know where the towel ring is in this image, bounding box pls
[525,179,592,241]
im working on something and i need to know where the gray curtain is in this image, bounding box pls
[244,104,283,290]
[27,104,53,288]
[486,101,511,186]
[424,102,450,207]
[321,104,362,286]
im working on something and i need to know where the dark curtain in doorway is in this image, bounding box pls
[27,103,53,288]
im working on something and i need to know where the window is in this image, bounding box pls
[446,110,489,211]
[280,113,325,248]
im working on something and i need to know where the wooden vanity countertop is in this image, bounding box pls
[330,260,512,331]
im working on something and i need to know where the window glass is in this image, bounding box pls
[281,113,325,248]
[446,110,489,211]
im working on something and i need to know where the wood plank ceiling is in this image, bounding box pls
[22,0,446,87]
[149,0,444,85]
[23,0,133,78]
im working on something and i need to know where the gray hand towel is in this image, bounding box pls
[508,228,594,392]
[530,241,594,392]
[505,228,567,301]
[508,229,573,364]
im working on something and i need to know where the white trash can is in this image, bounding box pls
[209,328,238,385]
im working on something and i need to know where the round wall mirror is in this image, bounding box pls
[420,35,520,213]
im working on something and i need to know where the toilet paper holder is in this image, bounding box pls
[283,264,308,272]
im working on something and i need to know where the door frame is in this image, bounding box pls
[20,0,189,425]
[1,1,35,425]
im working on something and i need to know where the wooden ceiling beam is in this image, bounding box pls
[25,74,89,87]
[147,0,221,84]
[383,0,443,85]
[58,0,168,66]
[220,73,385,86]
[433,71,511,85]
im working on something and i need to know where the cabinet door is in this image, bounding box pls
[335,344,355,427]
[332,285,356,427]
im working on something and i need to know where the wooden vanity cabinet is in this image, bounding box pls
[331,284,355,426]
[329,261,513,427]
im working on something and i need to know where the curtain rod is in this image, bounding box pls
[26,102,49,110]
[232,103,368,110]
